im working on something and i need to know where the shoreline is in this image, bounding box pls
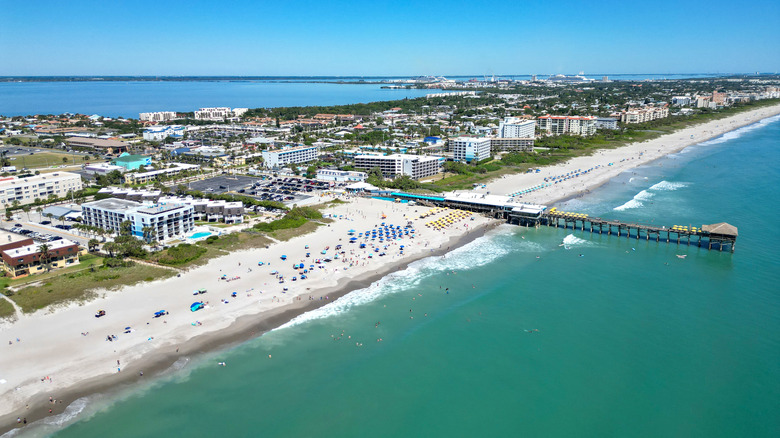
[0,209,499,435]
[479,103,780,206]
[2,103,780,435]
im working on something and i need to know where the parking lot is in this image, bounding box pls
[186,175,335,205]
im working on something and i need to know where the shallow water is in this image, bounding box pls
[19,115,780,437]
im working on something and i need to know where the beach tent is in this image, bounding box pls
[190,302,204,312]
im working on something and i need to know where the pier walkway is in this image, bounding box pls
[383,191,738,252]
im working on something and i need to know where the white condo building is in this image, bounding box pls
[498,117,536,138]
[536,115,598,136]
[194,107,232,121]
[354,154,443,179]
[143,125,186,141]
[81,198,194,242]
[0,172,83,207]
[450,137,492,162]
[261,146,318,169]
[139,111,176,122]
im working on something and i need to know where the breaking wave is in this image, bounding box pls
[698,113,780,146]
[649,180,688,191]
[276,227,518,330]
[561,234,593,248]
[614,189,654,211]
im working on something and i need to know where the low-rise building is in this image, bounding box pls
[450,137,492,162]
[143,125,185,141]
[596,117,619,130]
[0,234,82,278]
[354,154,443,179]
[536,115,598,136]
[81,198,195,242]
[261,145,318,169]
[112,154,152,171]
[66,137,129,154]
[184,199,244,224]
[316,169,368,182]
[122,163,200,185]
[83,163,127,175]
[0,172,83,207]
[490,138,535,153]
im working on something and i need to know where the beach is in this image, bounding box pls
[0,197,495,432]
[2,102,780,434]
[477,104,780,202]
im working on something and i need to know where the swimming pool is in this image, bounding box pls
[188,231,213,239]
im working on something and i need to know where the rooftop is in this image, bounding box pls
[84,198,142,212]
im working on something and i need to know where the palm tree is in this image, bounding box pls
[88,238,100,252]
[37,243,51,272]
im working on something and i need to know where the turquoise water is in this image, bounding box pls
[30,116,780,437]
[188,232,212,240]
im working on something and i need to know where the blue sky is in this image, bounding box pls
[1,0,778,76]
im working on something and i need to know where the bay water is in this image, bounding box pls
[0,74,722,118]
[19,115,780,437]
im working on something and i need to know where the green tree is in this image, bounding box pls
[119,220,133,237]
[37,243,51,272]
[87,238,100,252]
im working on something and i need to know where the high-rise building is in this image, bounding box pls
[536,116,598,136]
[498,117,536,138]
[450,137,492,162]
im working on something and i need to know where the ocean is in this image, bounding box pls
[17,116,780,437]
[0,74,722,118]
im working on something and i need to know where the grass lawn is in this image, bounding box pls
[9,151,80,169]
[0,299,15,319]
[9,263,176,314]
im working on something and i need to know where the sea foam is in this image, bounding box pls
[614,189,653,211]
[276,228,516,330]
[649,180,688,191]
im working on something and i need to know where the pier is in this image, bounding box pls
[383,191,738,252]
[515,208,738,252]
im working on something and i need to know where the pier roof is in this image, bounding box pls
[702,223,738,236]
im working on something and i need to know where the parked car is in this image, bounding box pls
[41,220,52,225]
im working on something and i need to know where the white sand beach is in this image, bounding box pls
[478,104,780,204]
[0,197,493,428]
[1,102,779,431]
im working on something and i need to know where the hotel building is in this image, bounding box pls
[81,198,194,242]
[0,233,82,278]
[0,172,83,207]
[261,145,318,169]
[354,154,443,179]
[498,117,536,138]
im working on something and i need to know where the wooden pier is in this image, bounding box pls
[382,191,738,252]
[530,208,738,252]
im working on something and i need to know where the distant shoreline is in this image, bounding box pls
[0,73,750,83]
